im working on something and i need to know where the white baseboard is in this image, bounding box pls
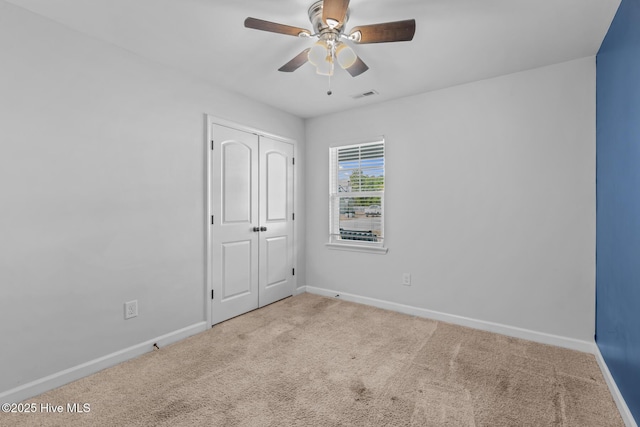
[0,321,208,404]
[304,286,596,353]
[294,286,307,295]
[594,346,638,427]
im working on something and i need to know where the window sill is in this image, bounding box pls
[325,243,388,254]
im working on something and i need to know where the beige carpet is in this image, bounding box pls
[2,294,623,426]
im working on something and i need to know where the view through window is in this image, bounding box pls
[329,140,384,246]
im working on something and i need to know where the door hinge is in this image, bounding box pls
[211,140,214,150]
[292,213,295,220]
[292,157,295,165]
[292,268,295,276]
[211,289,214,300]
[211,215,214,225]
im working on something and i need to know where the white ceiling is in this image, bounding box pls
[6,0,620,118]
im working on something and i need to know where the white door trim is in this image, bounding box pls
[205,114,297,327]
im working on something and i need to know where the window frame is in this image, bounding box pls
[326,138,388,254]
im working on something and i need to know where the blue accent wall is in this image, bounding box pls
[597,0,640,421]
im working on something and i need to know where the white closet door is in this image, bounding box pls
[211,125,259,324]
[258,137,295,307]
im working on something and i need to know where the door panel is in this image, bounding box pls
[211,125,259,324]
[222,143,252,223]
[259,137,294,306]
[221,241,253,300]
[265,236,288,288]
[266,152,287,221]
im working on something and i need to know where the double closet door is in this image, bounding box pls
[210,124,294,325]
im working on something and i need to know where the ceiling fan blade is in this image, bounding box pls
[244,17,311,37]
[349,19,416,44]
[345,56,369,77]
[322,0,350,27]
[278,49,311,72]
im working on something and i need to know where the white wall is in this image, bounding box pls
[0,0,304,395]
[305,57,596,342]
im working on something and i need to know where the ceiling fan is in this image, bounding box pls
[244,0,416,89]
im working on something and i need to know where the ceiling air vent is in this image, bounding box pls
[352,90,379,99]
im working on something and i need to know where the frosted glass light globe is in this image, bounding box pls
[316,55,334,76]
[308,41,328,66]
[336,43,357,69]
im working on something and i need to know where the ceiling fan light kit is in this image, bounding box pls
[244,0,416,95]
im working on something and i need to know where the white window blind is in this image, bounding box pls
[329,139,385,247]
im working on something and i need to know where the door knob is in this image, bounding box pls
[260,226,267,232]
[253,227,260,232]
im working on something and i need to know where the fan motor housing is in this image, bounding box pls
[308,0,350,34]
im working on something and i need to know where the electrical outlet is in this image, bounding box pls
[402,273,412,286]
[124,300,138,319]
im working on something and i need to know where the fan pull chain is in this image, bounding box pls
[327,73,332,96]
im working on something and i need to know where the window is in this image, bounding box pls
[328,139,386,253]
